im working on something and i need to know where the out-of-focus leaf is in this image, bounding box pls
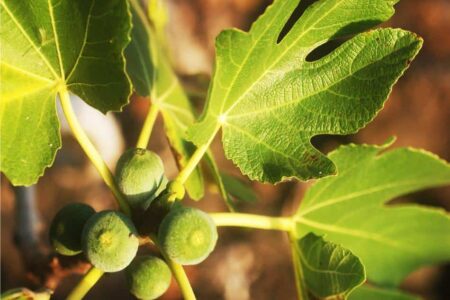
[292,233,365,298]
[126,0,204,200]
[1,288,52,300]
[349,285,419,300]
[204,152,236,211]
[221,172,258,203]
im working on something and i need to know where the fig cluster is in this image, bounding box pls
[48,148,218,299]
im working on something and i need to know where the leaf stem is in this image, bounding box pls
[289,233,308,300]
[174,127,219,185]
[136,103,159,149]
[209,213,293,231]
[66,267,104,300]
[58,88,131,216]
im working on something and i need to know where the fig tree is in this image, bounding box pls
[115,148,165,210]
[158,207,218,265]
[82,211,139,272]
[49,203,95,256]
[125,255,171,300]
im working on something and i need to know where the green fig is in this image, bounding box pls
[158,207,218,265]
[49,203,95,256]
[115,148,166,210]
[125,255,171,300]
[82,211,139,272]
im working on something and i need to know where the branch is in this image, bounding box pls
[58,87,131,216]
[209,213,293,232]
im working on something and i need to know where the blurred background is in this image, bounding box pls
[1,0,449,299]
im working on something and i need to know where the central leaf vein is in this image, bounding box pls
[66,0,96,82]
[47,0,65,80]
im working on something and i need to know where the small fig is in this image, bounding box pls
[49,203,95,256]
[82,211,139,272]
[125,255,171,300]
[158,207,217,265]
[115,148,165,210]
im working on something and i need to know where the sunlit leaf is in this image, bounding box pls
[294,142,450,286]
[0,0,132,185]
[187,0,421,183]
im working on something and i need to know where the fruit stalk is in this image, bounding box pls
[161,252,196,300]
[66,267,104,300]
[173,126,220,187]
[150,234,197,300]
[58,88,131,216]
[136,103,160,149]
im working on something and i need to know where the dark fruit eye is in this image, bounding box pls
[115,148,166,211]
[82,210,139,272]
[125,255,172,300]
[49,203,95,256]
[158,207,218,265]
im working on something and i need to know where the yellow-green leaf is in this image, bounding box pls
[125,0,204,200]
[0,0,132,185]
[187,0,422,183]
[292,233,365,298]
[295,142,450,286]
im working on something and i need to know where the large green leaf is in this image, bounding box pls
[349,285,418,300]
[186,0,422,183]
[0,0,131,185]
[125,0,204,200]
[292,233,365,298]
[294,142,450,286]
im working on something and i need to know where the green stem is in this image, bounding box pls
[150,234,196,300]
[163,255,196,300]
[66,267,104,300]
[136,103,159,149]
[209,213,293,231]
[58,88,131,216]
[289,233,308,300]
[174,126,219,186]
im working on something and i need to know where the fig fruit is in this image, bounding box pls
[115,148,165,210]
[125,255,171,300]
[158,207,217,265]
[49,203,95,256]
[82,211,139,272]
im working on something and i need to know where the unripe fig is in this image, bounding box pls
[115,148,165,210]
[82,211,139,272]
[125,255,171,300]
[49,203,95,256]
[158,207,218,265]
